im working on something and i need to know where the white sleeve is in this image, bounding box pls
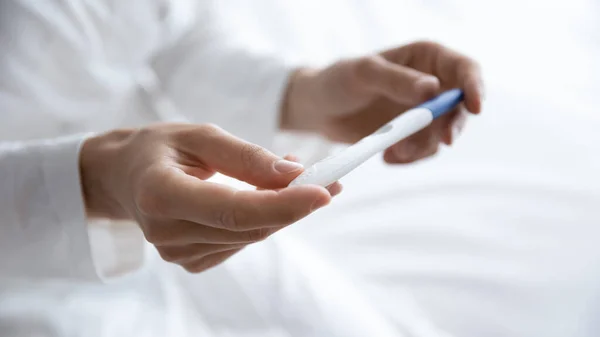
[0,135,144,281]
[150,17,297,149]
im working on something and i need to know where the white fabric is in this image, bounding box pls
[292,88,600,337]
[0,0,295,279]
[214,3,600,336]
[0,135,97,280]
[1,0,600,336]
[0,134,147,281]
[0,0,397,336]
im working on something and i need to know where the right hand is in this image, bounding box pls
[283,41,483,162]
[80,123,338,273]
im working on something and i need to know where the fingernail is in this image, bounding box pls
[274,159,304,174]
[414,76,439,99]
[310,195,330,212]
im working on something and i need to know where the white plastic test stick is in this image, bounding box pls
[288,89,465,187]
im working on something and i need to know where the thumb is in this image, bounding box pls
[179,124,304,189]
[354,55,440,104]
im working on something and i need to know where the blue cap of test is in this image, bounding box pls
[418,88,465,119]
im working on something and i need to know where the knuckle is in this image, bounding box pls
[135,126,159,140]
[411,40,443,51]
[199,123,223,136]
[466,57,481,70]
[354,56,380,81]
[157,248,179,263]
[244,228,271,242]
[205,251,236,268]
[143,225,165,245]
[183,252,234,274]
[458,56,477,71]
[183,262,207,274]
[218,207,240,230]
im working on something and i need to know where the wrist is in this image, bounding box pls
[280,67,323,132]
[79,129,135,220]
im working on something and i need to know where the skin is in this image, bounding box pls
[282,41,484,161]
[81,40,483,273]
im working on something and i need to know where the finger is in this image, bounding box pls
[283,154,300,162]
[176,124,304,189]
[412,142,440,161]
[428,108,458,146]
[384,141,439,164]
[257,154,343,197]
[462,72,485,114]
[382,105,467,163]
[424,42,484,114]
[256,154,302,191]
[248,154,343,197]
[383,41,484,113]
[384,126,441,164]
[221,185,331,231]
[258,179,343,197]
[183,248,243,273]
[143,220,277,245]
[427,105,468,146]
[326,182,343,196]
[353,55,441,105]
[179,165,217,180]
[157,243,245,264]
[258,182,342,197]
[150,171,331,230]
[283,154,343,197]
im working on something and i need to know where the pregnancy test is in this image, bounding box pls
[288,88,464,187]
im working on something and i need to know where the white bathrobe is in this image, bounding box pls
[0,1,401,336]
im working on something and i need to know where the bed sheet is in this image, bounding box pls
[287,85,600,337]
[214,1,600,336]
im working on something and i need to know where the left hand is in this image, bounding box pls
[281,41,484,163]
[81,124,339,273]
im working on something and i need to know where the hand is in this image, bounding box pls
[282,41,484,163]
[79,124,337,273]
